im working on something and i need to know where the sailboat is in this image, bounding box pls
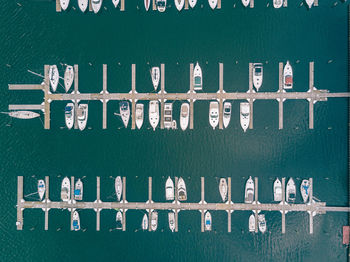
[151,211,158,231]
[174,0,184,11]
[65,103,74,129]
[189,0,197,8]
[305,0,314,8]
[142,213,148,230]
[115,176,123,202]
[168,212,175,232]
[151,67,160,91]
[78,0,88,12]
[219,178,228,202]
[60,0,70,10]
[4,111,40,119]
[208,0,217,9]
[64,65,74,93]
[119,101,130,128]
[77,104,88,131]
[49,65,59,92]
[300,179,310,203]
[144,0,150,10]
[37,179,46,201]
[135,103,144,129]
[112,0,120,8]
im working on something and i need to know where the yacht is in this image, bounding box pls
[77,104,88,131]
[72,211,80,231]
[208,0,217,9]
[209,101,219,129]
[283,61,293,90]
[189,0,197,8]
[180,103,189,131]
[223,102,231,128]
[156,0,166,12]
[64,65,74,93]
[144,0,150,10]
[165,177,175,201]
[177,177,187,201]
[135,103,144,129]
[174,0,184,11]
[240,102,250,132]
[305,0,314,8]
[242,0,250,7]
[258,214,266,233]
[91,0,103,13]
[286,178,296,203]
[253,63,263,91]
[5,111,40,119]
[115,176,123,202]
[149,100,159,130]
[244,176,254,203]
[204,211,212,231]
[151,67,160,91]
[49,65,59,92]
[60,0,70,11]
[142,213,148,230]
[116,211,123,230]
[74,179,83,201]
[65,103,74,129]
[37,179,46,201]
[151,211,158,231]
[61,177,70,202]
[300,179,310,203]
[249,214,255,232]
[273,0,283,8]
[168,212,175,232]
[273,178,282,202]
[119,101,130,128]
[78,0,88,12]
[112,0,120,7]
[164,103,173,129]
[193,62,202,91]
[219,178,228,202]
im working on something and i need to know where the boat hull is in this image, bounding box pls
[65,103,74,129]
[64,65,74,93]
[189,0,197,8]
[240,102,250,132]
[273,0,283,8]
[61,177,70,202]
[92,0,103,13]
[144,0,150,10]
[9,111,40,119]
[74,179,83,201]
[38,179,46,201]
[135,103,144,129]
[180,103,189,131]
[174,0,184,10]
[49,65,59,92]
[77,104,88,131]
[204,212,212,231]
[165,177,175,201]
[223,102,231,128]
[149,100,159,130]
[244,176,254,203]
[283,61,293,89]
[193,62,203,91]
[78,0,88,12]
[60,0,70,10]
[168,212,175,232]
[177,177,187,201]
[115,176,123,202]
[219,178,228,202]
[209,101,219,129]
[208,0,217,9]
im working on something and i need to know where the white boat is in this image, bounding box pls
[253,63,263,91]
[115,176,122,202]
[223,102,231,128]
[144,0,151,10]
[177,177,187,201]
[209,101,219,129]
[249,214,255,232]
[5,111,40,119]
[78,0,88,12]
[258,214,266,233]
[300,179,310,203]
[72,211,80,231]
[135,103,144,129]
[189,0,197,8]
[164,103,173,129]
[77,104,88,131]
[283,61,293,90]
[116,211,123,230]
[240,102,250,132]
[273,178,282,202]
[119,101,130,128]
[74,179,83,201]
[112,0,120,8]
[49,65,59,92]
[219,178,227,202]
[60,0,70,10]
[242,0,250,7]
[156,0,166,12]
[91,0,103,13]
[174,0,184,11]
[149,100,159,131]
[305,0,314,8]
[151,67,160,91]
[64,65,74,93]
[204,211,212,231]
[37,179,45,201]
[208,0,217,9]
[165,177,175,201]
[65,103,74,129]
[244,176,254,203]
[142,214,148,230]
[193,62,202,91]
[168,212,175,232]
[61,177,70,202]
[286,178,296,203]
[151,211,158,231]
[180,103,189,131]
[273,0,283,8]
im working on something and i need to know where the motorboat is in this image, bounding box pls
[119,101,130,128]
[156,0,166,12]
[151,67,160,91]
[193,62,202,91]
[142,213,148,230]
[219,178,228,202]
[165,177,175,201]
[78,0,88,12]
[91,0,103,13]
[174,0,184,11]
[72,211,80,231]
[286,178,296,203]
[64,65,74,92]
[209,101,219,129]
[151,211,158,231]
[240,102,250,132]
[164,103,173,129]
[112,0,120,8]
[273,178,282,202]
[135,103,144,129]
[177,177,187,201]
[77,104,88,131]
[116,211,123,230]
[149,100,159,130]
[249,214,255,232]
[204,211,212,231]
[60,0,70,11]
[144,0,150,10]
[37,179,45,201]
[4,111,40,119]
[189,0,197,8]
[74,179,83,201]
[115,176,123,202]
[253,63,263,91]
[65,103,74,129]
[242,0,250,7]
[208,0,217,9]
[223,102,231,128]
[49,65,59,92]
[273,0,283,8]
[180,103,189,131]
[300,179,310,203]
[305,0,314,8]
[168,212,175,232]
[244,176,254,203]
[258,214,266,233]
[283,61,293,90]
[61,176,70,202]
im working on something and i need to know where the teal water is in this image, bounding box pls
[0,0,349,261]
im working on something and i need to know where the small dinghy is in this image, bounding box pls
[91,0,103,13]
[300,179,310,203]
[142,213,148,230]
[78,0,88,12]
[64,65,74,93]
[242,0,250,7]
[5,111,40,119]
[209,101,219,129]
[249,214,255,232]
[219,178,228,202]
[283,61,293,90]
[151,67,160,91]
[115,176,123,202]
[189,0,197,8]
[223,102,231,128]
[258,214,266,233]
[273,0,283,8]
[174,0,184,11]
[116,211,123,230]
[65,103,74,129]
[240,102,250,132]
[38,179,46,201]
[144,0,151,10]
[60,0,70,11]
[61,177,70,202]
[273,178,282,202]
[112,0,120,8]
[77,104,88,131]
[180,103,189,131]
[165,177,175,201]
[151,211,158,231]
[49,65,59,92]
[204,211,212,231]
[168,212,175,232]
[72,211,80,231]
[74,179,83,201]
[135,103,144,129]
[286,178,296,203]
[208,0,217,9]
